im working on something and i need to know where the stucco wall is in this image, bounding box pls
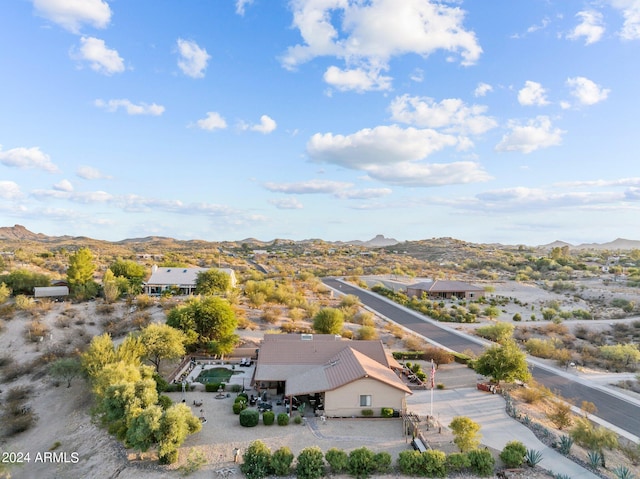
[324,377,406,417]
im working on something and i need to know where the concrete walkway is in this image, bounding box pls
[406,388,600,479]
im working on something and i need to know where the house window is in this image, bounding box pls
[359,395,372,407]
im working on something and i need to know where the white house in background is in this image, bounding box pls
[143,266,237,295]
[34,286,69,298]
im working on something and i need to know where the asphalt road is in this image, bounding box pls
[322,277,640,438]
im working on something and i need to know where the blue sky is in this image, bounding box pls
[1,0,639,245]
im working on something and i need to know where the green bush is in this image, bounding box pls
[233,401,247,414]
[205,382,222,392]
[241,440,272,479]
[293,415,303,425]
[262,410,275,425]
[230,384,242,392]
[500,440,527,467]
[467,449,495,477]
[381,407,394,418]
[277,413,289,426]
[348,447,376,479]
[397,450,422,475]
[325,448,349,473]
[421,450,447,478]
[159,449,179,465]
[234,395,248,404]
[296,446,325,479]
[239,409,259,427]
[158,394,173,410]
[372,452,391,474]
[271,447,294,476]
[446,452,470,472]
[361,409,374,417]
[237,392,249,401]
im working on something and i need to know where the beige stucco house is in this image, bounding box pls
[406,280,484,301]
[252,334,411,417]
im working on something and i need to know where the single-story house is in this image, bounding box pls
[143,266,237,295]
[406,280,484,301]
[34,286,69,298]
[252,334,411,417]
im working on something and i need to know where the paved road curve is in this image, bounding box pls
[322,277,640,438]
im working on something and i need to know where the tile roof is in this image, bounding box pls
[254,334,410,396]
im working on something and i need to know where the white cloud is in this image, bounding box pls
[556,177,640,188]
[53,179,74,192]
[517,81,549,106]
[94,99,165,116]
[0,181,22,199]
[567,10,605,45]
[269,198,304,209]
[410,68,424,83]
[609,0,640,40]
[246,115,277,134]
[177,39,211,78]
[474,82,493,97]
[235,0,254,16]
[282,0,481,91]
[566,76,610,105]
[264,179,353,195]
[323,65,392,92]
[0,145,59,173]
[307,125,458,169]
[73,36,124,75]
[77,165,112,180]
[365,161,492,187]
[389,95,497,135]
[495,116,565,154]
[196,112,227,131]
[33,0,111,33]
[334,188,392,199]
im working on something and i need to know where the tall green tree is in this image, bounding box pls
[109,259,147,293]
[195,269,231,295]
[67,247,98,299]
[166,296,238,348]
[474,339,531,385]
[449,416,482,452]
[139,324,187,372]
[313,307,344,335]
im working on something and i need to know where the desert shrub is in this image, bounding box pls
[513,313,522,321]
[500,440,527,467]
[361,409,374,417]
[2,361,31,382]
[449,416,481,452]
[241,440,272,479]
[381,407,394,418]
[519,381,552,404]
[405,335,427,351]
[357,326,378,340]
[547,401,573,430]
[446,452,470,472]
[293,415,303,425]
[262,307,281,324]
[233,401,247,414]
[476,322,514,343]
[467,449,495,477]
[25,320,49,342]
[397,450,421,475]
[325,448,349,473]
[271,447,294,476]
[0,354,14,369]
[230,384,242,393]
[15,295,35,310]
[158,395,172,410]
[296,446,325,479]
[239,409,259,427]
[236,392,248,401]
[277,413,289,426]
[347,447,376,479]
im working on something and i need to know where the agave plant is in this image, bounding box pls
[612,465,635,479]
[587,450,603,470]
[525,449,543,467]
[553,474,571,479]
[557,435,573,456]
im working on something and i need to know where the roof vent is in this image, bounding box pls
[301,334,313,341]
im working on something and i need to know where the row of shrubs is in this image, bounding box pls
[239,409,293,426]
[241,441,501,479]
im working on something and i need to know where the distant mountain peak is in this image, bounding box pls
[0,224,46,241]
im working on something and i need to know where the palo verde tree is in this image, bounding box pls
[166,296,238,349]
[195,269,231,295]
[449,416,482,452]
[67,247,99,299]
[138,323,187,372]
[474,338,531,385]
[313,307,344,335]
[49,357,83,388]
[109,259,147,294]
